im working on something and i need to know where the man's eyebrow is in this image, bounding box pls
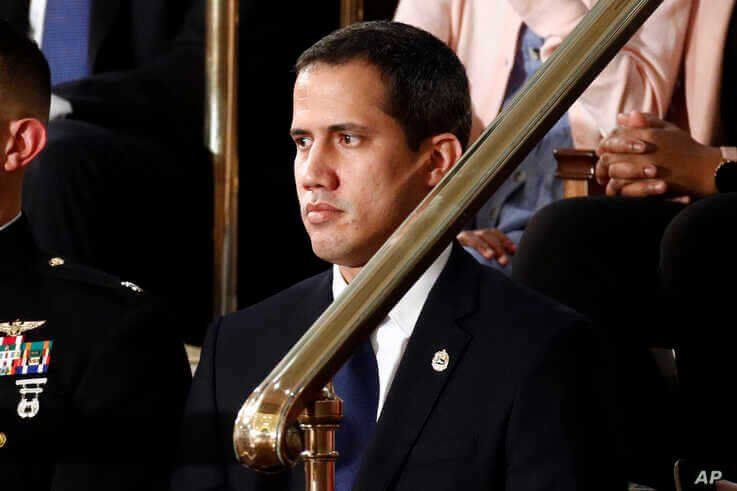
[289,128,310,137]
[327,123,370,133]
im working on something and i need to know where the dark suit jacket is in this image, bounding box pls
[173,246,622,490]
[0,218,191,491]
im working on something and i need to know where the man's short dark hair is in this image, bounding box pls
[296,21,472,151]
[0,20,51,121]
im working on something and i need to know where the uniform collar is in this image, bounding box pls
[331,244,453,337]
[0,212,22,233]
[0,215,39,272]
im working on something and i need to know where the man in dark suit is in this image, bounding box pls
[0,0,211,344]
[0,23,191,490]
[173,21,620,490]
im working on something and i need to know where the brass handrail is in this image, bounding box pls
[234,0,662,478]
[207,0,240,316]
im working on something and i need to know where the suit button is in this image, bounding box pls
[0,432,7,448]
[513,170,526,183]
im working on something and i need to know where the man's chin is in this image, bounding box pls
[310,239,357,266]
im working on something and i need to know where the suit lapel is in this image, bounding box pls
[89,0,121,67]
[354,246,478,491]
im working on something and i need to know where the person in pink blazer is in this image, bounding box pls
[395,0,691,271]
[513,0,737,487]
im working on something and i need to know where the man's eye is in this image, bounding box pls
[294,137,311,149]
[340,134,361,146]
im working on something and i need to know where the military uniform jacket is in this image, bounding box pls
[0,218,191,491]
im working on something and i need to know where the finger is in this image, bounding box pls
[611,179,667,197]
[606,178,666,197]
[490,229,516,254]
[617,110,667,129]
[669,195,692,205]
[608,162,658,180]
[474,230,506,258]
[457,231,495,259]
[598,135,651,155]
[596,155,611,185]
[473,230,509,265]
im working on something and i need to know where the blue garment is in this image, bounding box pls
[333,340,379,491]
[42,0,92,86]
[468,26,573,271]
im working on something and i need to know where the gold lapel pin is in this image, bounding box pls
[431,349,450,372]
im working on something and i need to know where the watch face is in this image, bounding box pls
[716,161,737,193]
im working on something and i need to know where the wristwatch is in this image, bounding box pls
[715,146,737,193]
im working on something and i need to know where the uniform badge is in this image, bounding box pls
[1,320,53,377]
[0,336,24,376]
[431,349,450,372]
[0,320,46,337]
[16,377,47,419]
[17,340,53,375]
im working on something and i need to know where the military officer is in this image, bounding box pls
[0,21,191,490]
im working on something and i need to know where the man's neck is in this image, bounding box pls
[338,265,362,284]
[0,176,22,229]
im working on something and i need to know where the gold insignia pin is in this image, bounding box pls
[431,349,450,372]
[0,320,47,337]
[48,257,65,267]
[121,281,144,294]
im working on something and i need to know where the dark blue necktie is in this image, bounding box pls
[333,339,379,491]
[42,0,91,86]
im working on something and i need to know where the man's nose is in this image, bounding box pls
[300,142,339,191]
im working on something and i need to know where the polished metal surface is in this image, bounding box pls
[298,383,343,491]
[207,0,240,316]
[234,0,663,476]
[340,0,364,27]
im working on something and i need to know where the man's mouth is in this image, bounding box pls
[305,201,342,224]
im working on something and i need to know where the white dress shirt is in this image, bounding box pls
[331,245,452,419]
[28,0,48,47]
[28,0,74,120]
[0,212,22,233]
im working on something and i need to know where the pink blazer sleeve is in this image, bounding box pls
[508,0,691,147]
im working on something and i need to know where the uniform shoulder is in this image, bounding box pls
[40,255,147,299]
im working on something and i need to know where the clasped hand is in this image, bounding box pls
[596,111,722,200]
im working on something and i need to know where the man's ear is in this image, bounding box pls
[424,133,463,187]
[3,118,47,173]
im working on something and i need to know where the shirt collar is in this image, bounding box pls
[331,244,453,337]
[0,212,22,233]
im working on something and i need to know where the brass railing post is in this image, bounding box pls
[298,383,343,491]
[340,0,364,27]
[206,0,240,316]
